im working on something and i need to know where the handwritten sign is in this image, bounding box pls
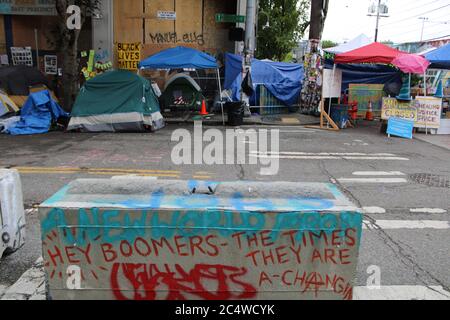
[323,69,343,98]
[414,96,442,129]
[387,117,414,139]
[44,55,57,75]
[382,97,442,129]
[381,97,417,122]
[117,43,141,71]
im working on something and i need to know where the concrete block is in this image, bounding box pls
[40,179,363,300]
[0,169,26,258]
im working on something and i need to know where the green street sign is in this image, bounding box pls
[215,14,246,23]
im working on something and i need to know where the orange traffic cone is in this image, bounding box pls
[200,100,208,116]
[365,100,374,121]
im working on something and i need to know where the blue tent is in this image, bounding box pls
[139,46,218,70]
[225,53,303,106]
[425,44,450,69]
[6,90,68,135]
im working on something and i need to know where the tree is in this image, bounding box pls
[256,0,310,61]
[322,40,337,49]
[309,0,329,40]
[54,0,99,111]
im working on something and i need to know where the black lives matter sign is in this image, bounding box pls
[117,43,141,71]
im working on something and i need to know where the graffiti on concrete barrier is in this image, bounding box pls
[41,206,361,300]
[149,32,205,46]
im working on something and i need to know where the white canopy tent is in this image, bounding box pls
[325,34,373,54]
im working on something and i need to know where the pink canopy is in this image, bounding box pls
[392,54,430,74]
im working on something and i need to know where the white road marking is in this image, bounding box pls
[252,152,398,156]
[353,171,406,176]
[410,208,448,214]
[364,220,450,230]
[338,178,408,184]
[362,207,387,214]
[354,286,450,300]
[252,155,410,161]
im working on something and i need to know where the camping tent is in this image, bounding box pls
[68,70,164,133]
[0,66,50,96]
[6,90,68,136]
[160,73,204,112]
[334,42,406,64]
[425,43,450,69]
[325,34,373,54]
[0,91,19,117]
[139,46,218,70]
[225,53,303,106]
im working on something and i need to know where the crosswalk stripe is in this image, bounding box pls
[364,220,450,230]
[354,286,450,300]
[338,178,408,183]
[353,171,406,176]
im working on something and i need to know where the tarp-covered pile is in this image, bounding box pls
[68,70,164,132]
[5,90,68,136]
[225,53,303,106]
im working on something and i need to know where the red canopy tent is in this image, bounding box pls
[334,42,407,64]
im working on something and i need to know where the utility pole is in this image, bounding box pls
[241,0,257,115]
[368,0,389,42]
[374,0,381,42]
[309,0,329,40]
[419,17,429,41]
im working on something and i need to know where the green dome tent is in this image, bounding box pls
[68,70,164,132]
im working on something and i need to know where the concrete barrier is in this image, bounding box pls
[39,179,363,300]
[0,169,26,258]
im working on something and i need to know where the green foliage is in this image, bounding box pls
[256,0,310,61]
[322,40,337,49]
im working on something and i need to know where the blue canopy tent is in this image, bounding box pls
[139,46,225,123]
[225,53,304,107]
[425,44,450,69]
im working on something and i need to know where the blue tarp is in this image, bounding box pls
[325,60,402,91]
[225,53,303,106]
[425,44,450,69]
[139,46,218,70]
[6,90,68,136]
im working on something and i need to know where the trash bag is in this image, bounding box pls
[226,102,244,126]
[241,71,255,97]
[384,78,403,97]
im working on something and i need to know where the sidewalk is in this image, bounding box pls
[164,113,320,126]
[415,134,450,151]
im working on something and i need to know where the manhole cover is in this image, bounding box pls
[409,173,450,188]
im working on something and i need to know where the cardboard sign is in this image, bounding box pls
[117,43,141,71]
[414,96,443,129]
[382,97,442,129]
[387,117,414,139]
[323,69,343,98]
[381,97,417,122]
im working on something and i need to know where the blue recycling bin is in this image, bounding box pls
[330,104,350,129]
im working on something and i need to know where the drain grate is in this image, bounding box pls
[409,173,450,188]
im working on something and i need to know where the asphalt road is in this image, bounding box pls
[1,121,449,299]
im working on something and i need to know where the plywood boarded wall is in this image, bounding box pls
[114,0,236,62]
[0,16,6,55]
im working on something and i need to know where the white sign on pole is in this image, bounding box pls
[157,11,177,20]
[414,96,442,129]
[10,47,33,67]
[44,55,58,75]
[323,68,343,98]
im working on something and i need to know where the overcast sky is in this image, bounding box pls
[321,0,450,44]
